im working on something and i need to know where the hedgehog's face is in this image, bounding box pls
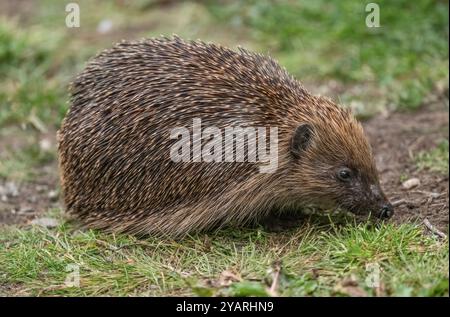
[289,122,393,220]
[325,165,393,220]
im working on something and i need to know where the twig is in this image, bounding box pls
[267,261,281,297]
[410,190,444,198]
[429,203,446,208]
[423,218,447,239]
[391,199,406,207]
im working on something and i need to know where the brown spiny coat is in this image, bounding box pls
[58,37,392,237]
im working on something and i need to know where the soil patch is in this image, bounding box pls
[364,101,449,232]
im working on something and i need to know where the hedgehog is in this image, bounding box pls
[57,36,393,237]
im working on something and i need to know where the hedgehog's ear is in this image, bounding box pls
[291,123,313,158]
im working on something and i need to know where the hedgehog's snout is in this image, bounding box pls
[377,202,394,219]
[370,185,394,219]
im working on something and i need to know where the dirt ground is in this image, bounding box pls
[365,97,449,232]
[0,97,448,232]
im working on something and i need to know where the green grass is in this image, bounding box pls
[0,213,448,296]
[0,127,55,181]
[0,20,68,128]
[0,143,54,181]
[416,139,449,175]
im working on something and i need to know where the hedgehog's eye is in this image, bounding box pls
[337,168,353,182]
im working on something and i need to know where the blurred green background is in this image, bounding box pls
[0,0,448,130]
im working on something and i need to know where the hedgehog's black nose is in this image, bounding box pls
[379,203,394,219]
